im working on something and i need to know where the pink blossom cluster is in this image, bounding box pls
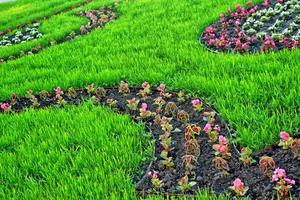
[272,168,295,185]
[202,1,300,53]
[0,103,11,112]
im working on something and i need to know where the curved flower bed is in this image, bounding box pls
[0,4,117,64]
[0,81,299,199]
[0,23,42,48]
[200,0,300,53]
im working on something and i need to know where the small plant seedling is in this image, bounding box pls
[178,175,196,192]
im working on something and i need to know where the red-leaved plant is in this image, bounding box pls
[259,156,275,177]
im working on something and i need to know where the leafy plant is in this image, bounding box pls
[212,156,229,172]
[191,99,203,112]
[160,150,174,170]
[213,136,231,159]
[39,90,49,100]
[259,156,275,177]
[177,110,189,124]
[86,84,95,95]
[164,102,178,117]
[148,171,164,190]
[178,175,196,192]
[229,178,249,197]
[138,82,151,98]
[278,131,293,149]
[182,154,197,173]
[10,93,18,105]
[106,98,118,108]
[127,98,139,111]
[118,81,130,95]
[177,91,185,103]
[153,96,165,113]
[239,147,256,167]
[67,87,77,99]
[95,87,106,98]
[139,103,152,119]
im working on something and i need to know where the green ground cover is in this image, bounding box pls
[0,0,299,199]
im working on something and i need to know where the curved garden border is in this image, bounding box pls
[0,81,299,199]
[200,0,300,54]
[0,2,117,64]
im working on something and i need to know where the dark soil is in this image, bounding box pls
[0,3,117,64]
[200,0,300,54]
[0,84,299,199]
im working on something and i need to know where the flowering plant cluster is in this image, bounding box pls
[201,0,300,53]
[0,103,11,112]
[278,131,300,159]
[0,23,42,48]
[127,98,140,111]
[1,7,116,64]
[229,178,249,196]
[203,121,220,143]
[157,83,171,98]
[138,82,151,98]
[78,8,117,33]
[139,103,152,119]
[212,136,231,173]
[272,168,295,199]
[26,90,40,108]
[191,99,202,112]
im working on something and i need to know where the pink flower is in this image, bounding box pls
[213,125,221,132]
[142,82,149,89]
[141,103,148,112]
[157,84,165,91]
[219,145,226,153]
[203,123,212,133]
[233,178,245,191]
[279,131,290,141]
[191,99,200,106]
[272,168,286,182]
[86,12,94,18]
[284,178,295,185]
[0,103,10,112]
[54,87,63,96]
[219,135,227,144]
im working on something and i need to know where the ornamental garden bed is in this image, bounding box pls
[0,4,117,63]
[1,81,299,199]
[201,0,300,53]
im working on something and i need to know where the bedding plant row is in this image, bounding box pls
[1,81,299,199]
[201,0,300,53]
[0,3,117,64]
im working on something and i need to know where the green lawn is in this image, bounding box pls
[0,0,299,199]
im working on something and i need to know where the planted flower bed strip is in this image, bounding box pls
[0,4,117,64]
[0,81,299,199]
[201,0,300,53]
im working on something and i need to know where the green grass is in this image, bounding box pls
[0,102,152,199]
[0,0,299,199]
[0,0,86,31]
